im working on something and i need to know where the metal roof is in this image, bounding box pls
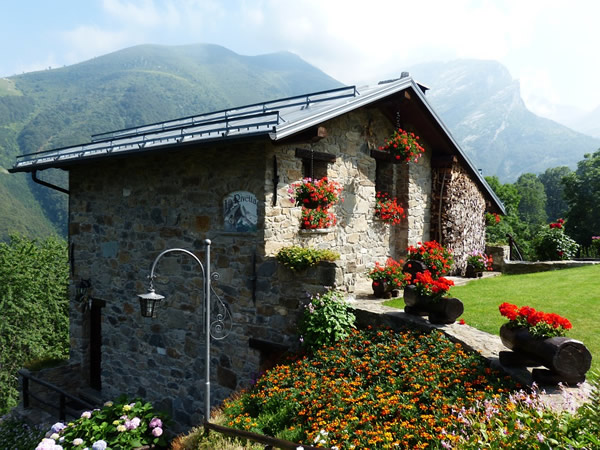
[9,77,504,213]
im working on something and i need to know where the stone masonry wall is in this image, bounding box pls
[68,144,267,430]
[263,107,431,289]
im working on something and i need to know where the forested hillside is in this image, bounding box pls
[0,44,342,240]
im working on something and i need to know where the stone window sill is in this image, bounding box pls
[299,227,335,235]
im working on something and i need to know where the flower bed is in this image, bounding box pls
[221,328,520,449]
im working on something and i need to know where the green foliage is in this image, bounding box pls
[570,370,600,445]
[275,246,339,271]
[38,396,170,449]
[0,235,69,414]
[516,172,547,225]
[533,223,579,260]
[298,288,355,351]
[485,175,535,259]
[539,166,572,223]
[563,149,600,245]
[0,417,46,449]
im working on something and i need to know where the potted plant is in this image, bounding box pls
[465,250,493,278]
[290,177,342,209]
[300,206,337,229]
[498,302,591,384]
[366,258,406,298]
[401,270,462,323]
[406,240,454,279]
[378,128,425,163]
[374,192,405,225]
[290,177,342,230]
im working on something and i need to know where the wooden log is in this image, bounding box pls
[499,324,592,382]
[403,285,464,324]
[428,297,464,324]
[499,350,541,367]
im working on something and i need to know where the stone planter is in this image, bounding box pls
[499,323,593,385]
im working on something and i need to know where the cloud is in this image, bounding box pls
[60,25,132,65]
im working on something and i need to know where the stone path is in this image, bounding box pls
[347,272,593,412]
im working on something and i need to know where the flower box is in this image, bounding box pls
[499,323,592,385]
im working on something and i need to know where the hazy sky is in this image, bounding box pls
[2,0,598,121]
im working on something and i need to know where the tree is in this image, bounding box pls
[515,173,547,226]
[484,176,535,258]
[563,150,600,245]
[539,166,572,222]
[0,235,69,414]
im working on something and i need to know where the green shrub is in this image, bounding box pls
[533,220,579,260]
[276,246,339,271]
[0,234,69,415]
[0,417,46,449]
[298,288,355,351]
[36,396,170,449]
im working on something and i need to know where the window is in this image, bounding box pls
[295,148,336,180]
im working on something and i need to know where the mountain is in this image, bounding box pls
[566,106,600,138]
[408,60,600,182]
[0,44,342,240]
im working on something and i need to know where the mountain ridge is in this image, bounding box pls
[408,59,600,181]
[0,43,342,240]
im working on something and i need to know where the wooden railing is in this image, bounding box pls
[19,369,96,422]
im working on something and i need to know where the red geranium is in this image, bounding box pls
[378,128,425,163]
[301,206,337,229]
[291,177,342,208]
[367,258,407,289]
[404,270,454,300]
[406,240,454,278]
[499,302,572,338]
[374,192,405,225]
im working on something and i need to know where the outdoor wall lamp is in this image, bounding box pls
[137,240,231,423]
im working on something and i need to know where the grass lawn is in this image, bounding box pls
[386,265,600,377]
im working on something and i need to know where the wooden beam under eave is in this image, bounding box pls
[276,126,328,145]
[431,154,457,169]
[294,148,337,163]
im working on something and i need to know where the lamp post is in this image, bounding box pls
[137,240,214,423]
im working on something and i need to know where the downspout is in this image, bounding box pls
[32,170,69,195]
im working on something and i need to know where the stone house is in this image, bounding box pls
[10,75,504,428]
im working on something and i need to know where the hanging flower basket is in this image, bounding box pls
[300,206,337,229]
[378,128,425,163]
[290,177,342,209]
[374,192,405,225]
